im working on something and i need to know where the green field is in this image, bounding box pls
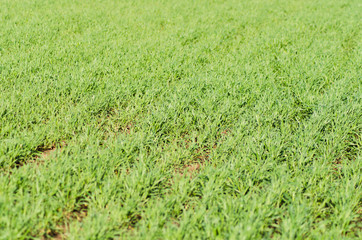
[0,0,361,239]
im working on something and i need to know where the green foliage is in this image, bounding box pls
[0,0,361,239]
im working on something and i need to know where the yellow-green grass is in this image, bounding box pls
[0,0,361,239]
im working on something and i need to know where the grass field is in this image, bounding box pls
[0,0,361,239]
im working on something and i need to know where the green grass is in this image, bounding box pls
[0,0,361,239]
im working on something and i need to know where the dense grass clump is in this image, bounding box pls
[0,0,361,239]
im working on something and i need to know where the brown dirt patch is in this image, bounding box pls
[41,203,88,240]
[174,129,231,178]
[29,141,67,165]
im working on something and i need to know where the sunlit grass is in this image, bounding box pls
[0,0,361,239]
